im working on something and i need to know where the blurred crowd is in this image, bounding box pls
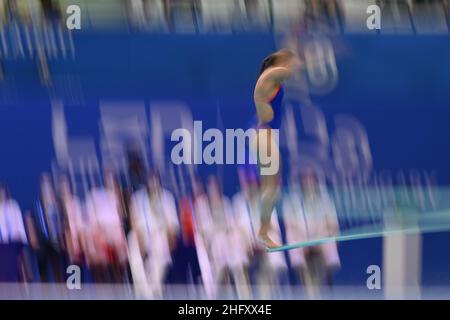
[0,0,448,34]
[0,0,443,301]
[1,0,448,85]
[0,148,341,299]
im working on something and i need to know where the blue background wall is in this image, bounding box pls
[1,33,450,285]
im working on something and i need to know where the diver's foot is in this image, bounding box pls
[257,232,280,249]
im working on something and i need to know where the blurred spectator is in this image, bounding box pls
[0,184,27,244]
[0,184,32,282]
[282,180,307,286]
[0,1,7,25]
[190,176,215,298]
[166,0,199,33]
[128,0,168,32]
[305,0,343,33]
[175,192,203,287]
[129,171,179,298]
[378,0,414,34]
[84,171,128,282]
[3,0,53,26]
[40,0,61,22]
[298,170,340,297]
[411,0,449,33]
[199,0,242,33]
[128,0,148,29]
[1,0,448,35]
[0,185,29,282]
[30,173,66,282]
[127,145,147,192]
[207,175,250,299]
[59,176,84,265]
[243,0,271,31]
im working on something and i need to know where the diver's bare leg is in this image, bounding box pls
[258,175,281,248]
[252,127,281,248]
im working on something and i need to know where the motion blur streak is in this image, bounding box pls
[0,0,449,300]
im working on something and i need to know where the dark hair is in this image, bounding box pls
[259,49,294,75]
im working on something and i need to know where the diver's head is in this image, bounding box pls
[259,49,301,75]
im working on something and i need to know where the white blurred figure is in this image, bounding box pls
[200,0,239,33]
[84,171,128,282]
[192,177,214,246]
[297,170,340,298]
[191,176,216,299]
[0,185,29,282]
[207,175,251,299]
[232,168,287,299]
[129,0,148,29]
[129,171,179,298]
[59,176,84,265]
[0,185,27,244]
[128,0,167,31]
